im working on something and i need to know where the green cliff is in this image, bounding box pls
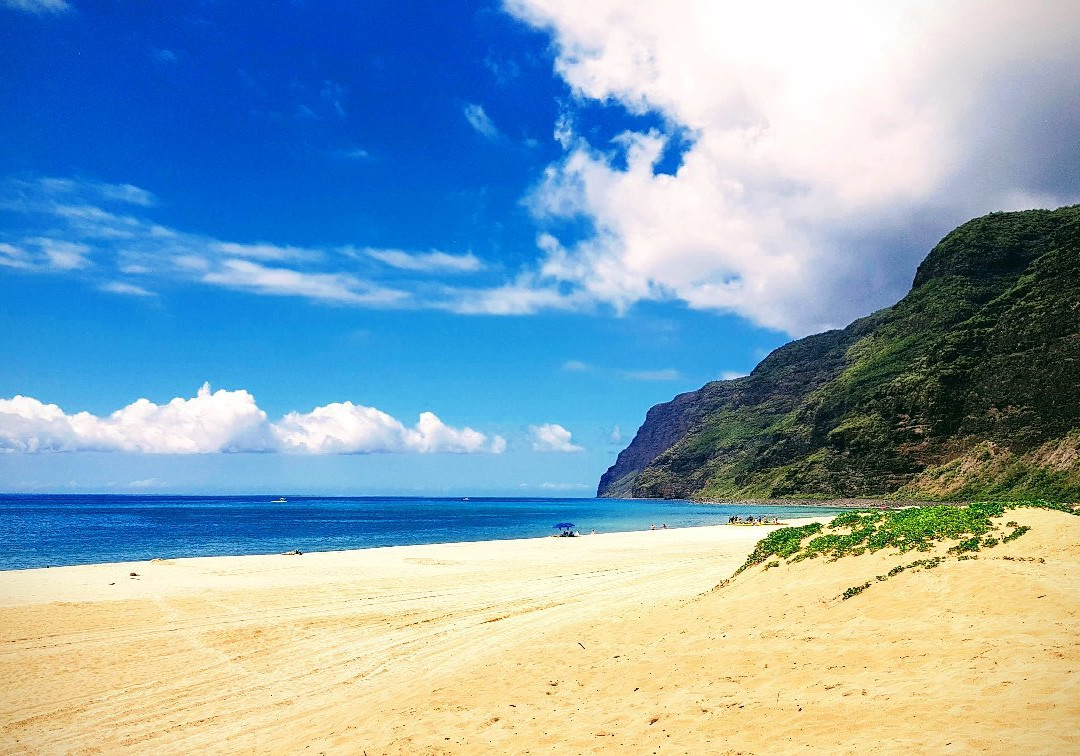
[598,205,1080,502]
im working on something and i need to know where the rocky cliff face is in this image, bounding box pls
[598,205,1080,501]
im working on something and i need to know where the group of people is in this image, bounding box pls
[728,515,781,525]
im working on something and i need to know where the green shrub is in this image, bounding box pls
[842,582,872,600]
[734,501,1075,597]
[1002,525,1030,542]
[736,522,823,573]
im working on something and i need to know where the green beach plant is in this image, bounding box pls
[735,501,1079,598]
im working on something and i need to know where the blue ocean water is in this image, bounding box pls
[0,495,849,570]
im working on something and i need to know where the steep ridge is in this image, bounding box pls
[599,205,1080,500]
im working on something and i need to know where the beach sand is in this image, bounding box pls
[1,510,1077,754]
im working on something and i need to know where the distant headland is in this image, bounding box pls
[600,205,1080,502]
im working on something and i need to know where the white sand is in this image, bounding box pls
[1,511,1077,754]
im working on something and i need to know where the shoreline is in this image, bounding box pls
[0,519,830,594]
[0,513,836,574]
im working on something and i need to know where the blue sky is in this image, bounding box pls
[2,0,1078,495]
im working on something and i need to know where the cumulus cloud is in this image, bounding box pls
[530,423,585,453]
[505,0,1080,334]
[463,103,502,141]
[275,404,503,454]
[0,384,507,455]
[0,384,271,453]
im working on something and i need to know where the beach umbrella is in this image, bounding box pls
[554,522,575,532]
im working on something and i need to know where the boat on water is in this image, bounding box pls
[271,498,288,503]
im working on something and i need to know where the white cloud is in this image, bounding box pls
[0,384,271,453]
[365,248,483,273]
[463,103,502,141]
[2,0,71,15]
[0,242,32,270]
[36,238,91,270]
[608,424,622,443]
[338,146,371,160]
[720,370,748,380]
[519,481,591,491]
[484,55,522,87]
[530,423,585,452]
[0,237,91,271]
[562,359,589,372]
[33,177,155,206]
[173,254,210,271]
[128,478,166,488]
[0,177,494,310]
[505,0,1080,335]
[449,273,587,315]
[101,281,156,297]
[0,384,506,455]
[620,368,680,381]
[274,404,501,454]
[213,241,320,262]
[202,259,409,306]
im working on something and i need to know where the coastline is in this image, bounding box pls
[0,495,849,571]
[696,497,955,508]
[594,495,958,508]
[2,510,1076,753]
[0,520,818,603]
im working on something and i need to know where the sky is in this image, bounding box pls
[1,0,1078,495]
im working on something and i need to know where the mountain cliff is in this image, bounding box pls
[598,205,1080,502]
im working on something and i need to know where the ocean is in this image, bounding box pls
[0,494,848,570]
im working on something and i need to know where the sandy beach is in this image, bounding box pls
[2,510,1078,754]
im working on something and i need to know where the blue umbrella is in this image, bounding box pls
[554,522,575,532]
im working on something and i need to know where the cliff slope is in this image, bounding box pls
[599,205,1080,500]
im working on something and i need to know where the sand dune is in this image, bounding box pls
[1,510,1077,754]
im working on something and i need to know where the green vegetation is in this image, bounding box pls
[842,582,871,600]
[735,501,1079,599]
[1002,525,1030,543]
[599,205,1080,502]
[735,522,822,574]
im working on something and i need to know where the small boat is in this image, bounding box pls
[271,498,288,503]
